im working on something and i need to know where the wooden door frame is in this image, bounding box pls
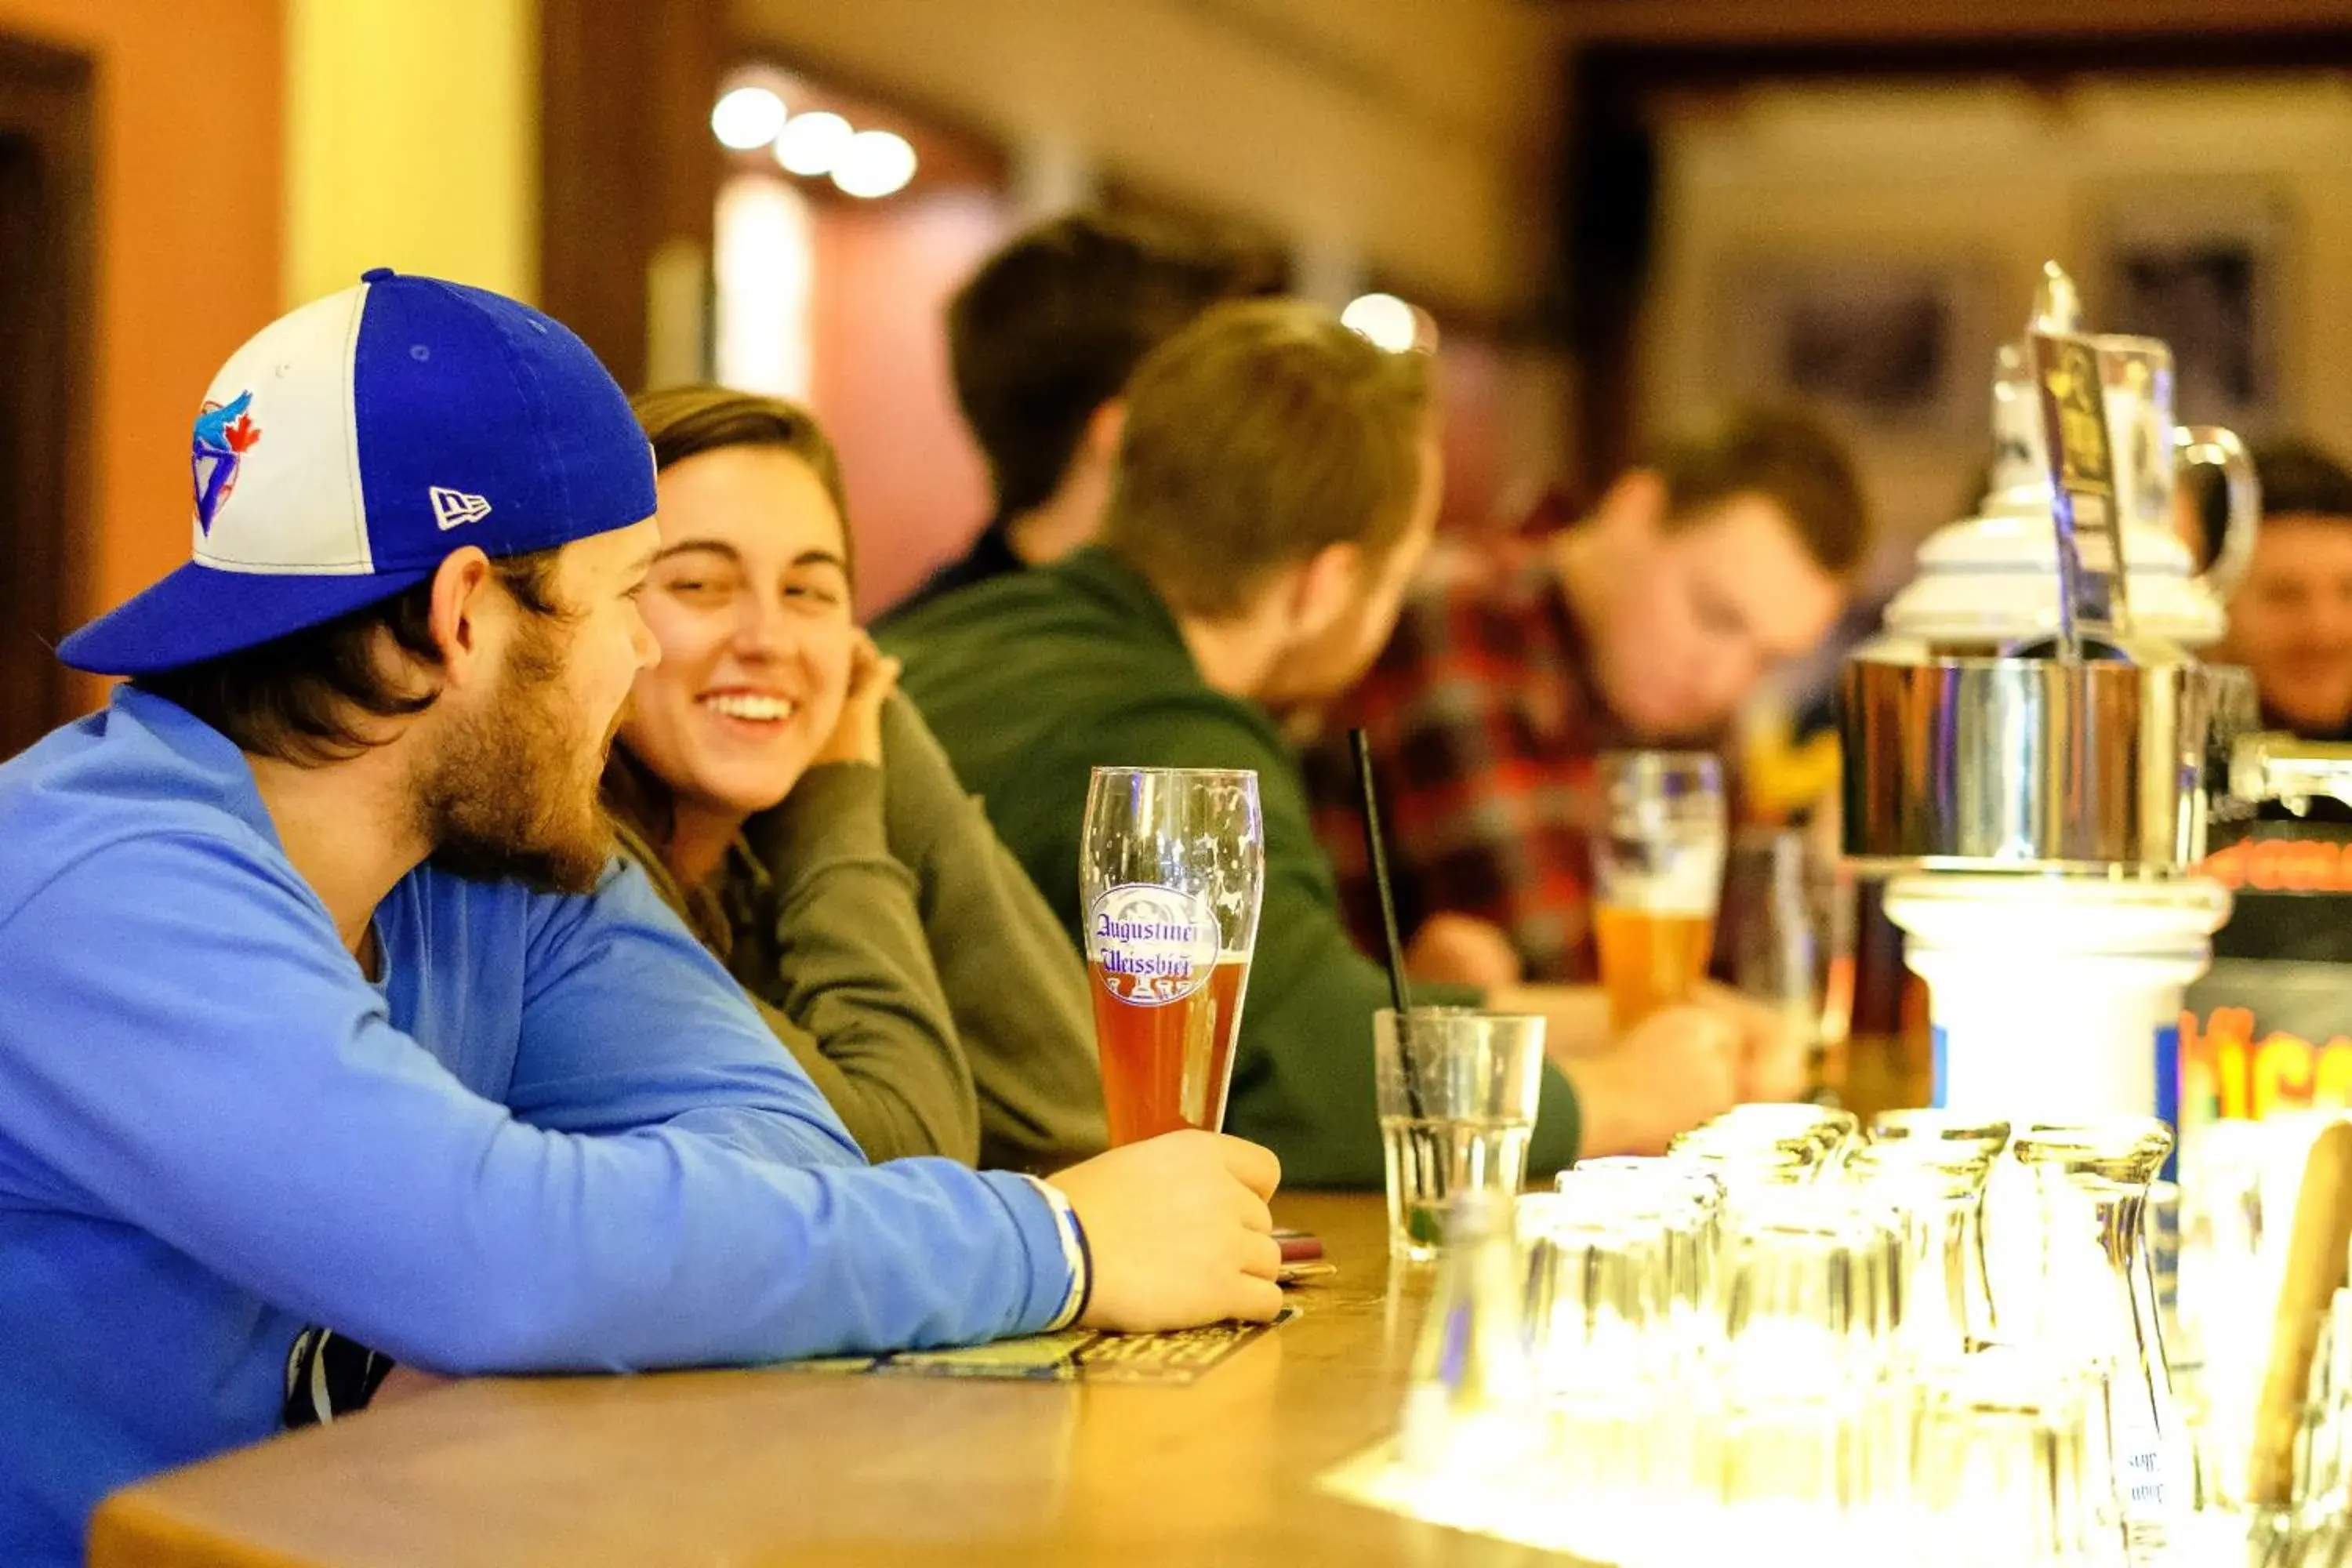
[538,0,724,394]
[0,30,95,755]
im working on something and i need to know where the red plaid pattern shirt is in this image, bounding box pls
[1304,535,1724,985]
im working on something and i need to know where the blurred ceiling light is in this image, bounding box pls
[1341,292,1417,354]
[710,86,786,151]
[832,130,917,199]
[775,111,853,177]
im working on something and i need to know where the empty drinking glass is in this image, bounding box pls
[1871,1108,2015,1162]
[1723,826,1856,1091]
[1847,1128,2005,1364]
[1670,1104,1856,1196]
[1874,1109,2015,1349]
[1374,1007,1546,1263]
[1397,1190,1548,1541]
[2013,1120,2191,1558]
[1720,1102,1861,1169]
[1669,1128,1820,1194]
[1711,1188,1905,1555]
[1519,1192,1672,1390]
[1910,1351,2128,1568]
[1517,1191,1671,1562]
[1555,1159,1726,1359]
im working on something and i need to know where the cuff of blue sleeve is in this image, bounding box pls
[981,1171,1089,1335]
[1018,1175,1091,1330]
[1527,1060,1582,1178]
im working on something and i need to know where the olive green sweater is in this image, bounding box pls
[881,546,1582,1187]
[613,695,1106,1174]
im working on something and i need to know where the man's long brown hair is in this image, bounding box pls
[136,552,568,764]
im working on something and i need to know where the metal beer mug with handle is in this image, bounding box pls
[1080,767,1265,1145]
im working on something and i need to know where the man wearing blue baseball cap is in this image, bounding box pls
[0,271,1283,1567]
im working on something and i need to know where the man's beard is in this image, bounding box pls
[412,622,616,896]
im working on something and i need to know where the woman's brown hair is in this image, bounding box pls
[630,385,856,579]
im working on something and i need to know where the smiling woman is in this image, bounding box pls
[604,387,1107,1171]
[618,434,866,887]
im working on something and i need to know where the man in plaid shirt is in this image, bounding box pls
[1305,406,1867,987]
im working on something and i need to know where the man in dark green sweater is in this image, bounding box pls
[887,299,1777,1186]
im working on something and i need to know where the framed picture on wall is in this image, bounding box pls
[1708,255,2005,437]
[2089,184,2294,434]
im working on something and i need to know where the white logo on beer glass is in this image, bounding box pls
[1087,884,1222,1007]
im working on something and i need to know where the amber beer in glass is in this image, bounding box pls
[1593,752,1727,1030]
[1080,768,1265,1145]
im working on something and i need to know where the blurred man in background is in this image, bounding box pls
[1306,405,1868,989]
[877,209,1283,625]
[2216,437,2352,740]
[887,300,1790,1188]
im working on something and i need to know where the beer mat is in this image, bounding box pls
[789,1308,1298,1385]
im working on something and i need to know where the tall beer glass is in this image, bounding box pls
[1593,752,1726,1030]
[1080,767,1265,1145]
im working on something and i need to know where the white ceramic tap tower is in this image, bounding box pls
[1855,272,2259,1130]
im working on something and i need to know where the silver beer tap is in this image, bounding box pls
[2230,733,2352,818]
[2202,658,2352,819]
[1840,262,2259,877]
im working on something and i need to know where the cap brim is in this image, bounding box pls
[58,559,440,677]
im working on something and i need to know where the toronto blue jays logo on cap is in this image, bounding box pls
[191,391,263,535]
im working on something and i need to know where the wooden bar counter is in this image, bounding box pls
[89,1193,1559,1567]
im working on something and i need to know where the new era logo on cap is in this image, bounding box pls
[56,266,659,677]
[430,487,492,530]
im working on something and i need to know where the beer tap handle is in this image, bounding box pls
[2033,260,2084,335]
[2026,313,2129,662]
[2232,732,2352,817]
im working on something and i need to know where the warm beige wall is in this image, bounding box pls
[727,0,1555,318]
[284,0,539,306]
[0,0,538,705]
[1640,75,2352,571]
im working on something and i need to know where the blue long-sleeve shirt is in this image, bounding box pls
[0,689,1078,1566]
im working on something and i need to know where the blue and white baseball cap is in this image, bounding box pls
[60,267,657,676]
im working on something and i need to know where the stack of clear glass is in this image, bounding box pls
[2171,1116,2352,1566]
[1398,1105,2238,1567]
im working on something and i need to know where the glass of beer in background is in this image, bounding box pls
[1080,767,1265,1145]
[1593,752,1727,1030]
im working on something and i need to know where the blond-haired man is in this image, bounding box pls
[887,300,1778,1185]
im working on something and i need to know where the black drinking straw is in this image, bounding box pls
[1351,728,1423,1118]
